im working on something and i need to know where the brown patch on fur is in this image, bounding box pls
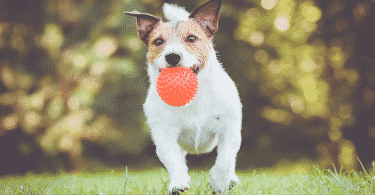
[125,12,160,45]
[127,0,222,73]
[176,20,213,70]
[147,21,173,65]
[189,0,221,38]
[147,20,213,71]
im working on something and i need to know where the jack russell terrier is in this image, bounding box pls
[126,0,242,194]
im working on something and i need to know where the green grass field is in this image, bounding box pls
[1,162,375,195]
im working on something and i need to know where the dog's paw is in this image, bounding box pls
[168,174,191,195]
[209,168,240,194]
[209,180,239,195]
[228,180,238,190]
[170,186,189,195]
[229,173,240,190]
[209,170,229,194]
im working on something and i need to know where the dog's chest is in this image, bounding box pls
[177,115,220,154]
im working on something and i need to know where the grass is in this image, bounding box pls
[1,161,375,195]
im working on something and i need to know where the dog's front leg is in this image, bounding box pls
[151,125,190,194]
[209,118,241,194]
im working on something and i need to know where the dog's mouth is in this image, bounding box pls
[191,64,200,74]
[158,64,201,74]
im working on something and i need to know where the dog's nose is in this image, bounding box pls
[165,53,181,67]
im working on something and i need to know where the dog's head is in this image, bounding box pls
[125,0,221,74]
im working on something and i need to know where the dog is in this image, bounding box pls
[125,0,242,194]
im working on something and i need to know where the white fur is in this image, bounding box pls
[149,43,199,82]
[143,2,242,195]
[144,51,242,193]
[163,3,190,22]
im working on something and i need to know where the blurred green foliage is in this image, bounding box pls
[0,0,374,175]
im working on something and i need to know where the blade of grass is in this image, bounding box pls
[328,169,343,186]
[332,163,338,176]
[357,156,369,178]
[339,166,343,176]
[124,166,128,195]
[312,165,327,184]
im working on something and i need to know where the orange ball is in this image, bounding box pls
[156,67,198,107]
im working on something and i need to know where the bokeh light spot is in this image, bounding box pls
[2,114,18,130]
[1,64,15,89]
[339,140,356,170]
[353,2,369,21]
[73,54,87,68]
[347,69,358,86]
[30,92,44,110]
[290,99,305,113]
[274,17,290,32]
[329,129,342,141]
[302,4,322,22]
[261,0,276,10]
[300,58,317,73]
[24,111,42,134]
[94,36,118,59]
[249,31,264,46]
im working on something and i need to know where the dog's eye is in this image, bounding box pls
[153,38,164,46]
[187,35,198,43]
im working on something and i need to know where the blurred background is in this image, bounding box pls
[0,0,374,176]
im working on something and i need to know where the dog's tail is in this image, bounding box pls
[163,3,190,22]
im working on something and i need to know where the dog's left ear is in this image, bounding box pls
[189,0,222,38]
[125,11,161,45]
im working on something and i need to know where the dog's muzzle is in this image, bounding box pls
[165,53,181,67]
[158,52,201,74]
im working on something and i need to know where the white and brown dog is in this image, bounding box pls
[126,0,242,194]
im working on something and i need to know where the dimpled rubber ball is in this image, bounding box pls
[156,67,198,107]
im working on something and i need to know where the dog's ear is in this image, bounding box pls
[189,0,222,38]
[125,11,161,45]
